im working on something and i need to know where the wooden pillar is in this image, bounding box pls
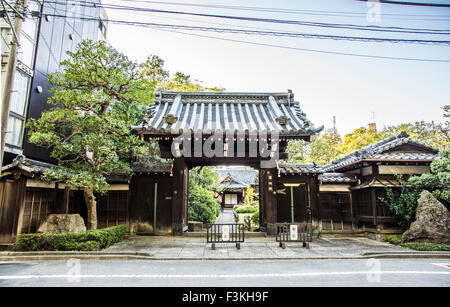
[309,175,320,230]
[63,187,70,214]
[258,167,264,228]
[172,158,187,235]
[261,166,277,235]
[13,177,27,240]
[371,188,378,226]
[349,191,355,231]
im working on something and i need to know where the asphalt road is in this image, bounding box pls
[0,259,449,287]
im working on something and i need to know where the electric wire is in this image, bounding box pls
[356,0,450,7]
[153,27,450,63]
[47,0,450,35]
[38,13,450,45]
[113,0,450,20]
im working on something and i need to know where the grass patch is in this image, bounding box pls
[384,234,450,251]
[399,242,450,251]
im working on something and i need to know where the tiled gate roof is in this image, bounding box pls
[135,90,323,137]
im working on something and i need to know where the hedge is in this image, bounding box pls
[14,224,127,251]
[399,242,450,252]
[234,205,258,214]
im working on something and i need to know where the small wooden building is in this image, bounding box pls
[213,168,258,208]
[275,132,439,236]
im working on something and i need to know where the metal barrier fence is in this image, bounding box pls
[276,223,312,249]
[206,223,245,250]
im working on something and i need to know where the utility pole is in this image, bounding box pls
[0,0,27,170]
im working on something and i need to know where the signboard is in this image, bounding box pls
[222,225,230,241]
[290,225,298,241]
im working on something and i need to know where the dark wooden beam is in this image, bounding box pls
[172,158,188,235]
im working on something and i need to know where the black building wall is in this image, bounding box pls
[23,0,105,162]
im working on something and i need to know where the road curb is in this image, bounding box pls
[1,251,449,262]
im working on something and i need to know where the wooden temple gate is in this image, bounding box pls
[134,90,322,235]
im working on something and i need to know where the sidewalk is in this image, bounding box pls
[101,235,450,260]
[1,235,449,261]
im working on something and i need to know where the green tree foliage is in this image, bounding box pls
[287,131,342,165]
[379,121,449,151]
[286,107,448,165]
[338,127,383,155]
[141,56,224,92]
[26,40,154,229]
[188,167,221,224]
[408,149,450,204]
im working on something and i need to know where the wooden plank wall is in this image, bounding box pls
[0,180,22,244]
[129,174,173,234]
[319,192,353,231]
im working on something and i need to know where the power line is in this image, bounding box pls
[26,3,450,62]
[357,0,450,7]
[113,0,450,20]
[40,13,450,45]
[52,0,450,35]
[154,27,450,63]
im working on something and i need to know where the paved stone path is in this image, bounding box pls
[214,209,235,224]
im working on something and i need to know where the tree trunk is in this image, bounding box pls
[83,189,97,230]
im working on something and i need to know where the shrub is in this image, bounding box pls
[399,242,450,252]
[14,224,127,251]
[188,185,221,224]
[383,235,402,245]
[234,205,257,214]
[251,210,259,226]
[408,149,450,205]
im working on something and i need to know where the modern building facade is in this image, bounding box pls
[1,0,107,164]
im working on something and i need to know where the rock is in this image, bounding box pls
[37,214,87,234]
[188,222,203,232]
[402,190,450,244]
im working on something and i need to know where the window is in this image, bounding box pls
[18,33,36,68]
[5,1,40,150]
[5,115,24,147]
[6,69,30,147]
[10,69,30,115]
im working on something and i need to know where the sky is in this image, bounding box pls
[99,0,450,135]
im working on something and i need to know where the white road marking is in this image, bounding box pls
[0,271,449,280]
[431,263,450,270]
